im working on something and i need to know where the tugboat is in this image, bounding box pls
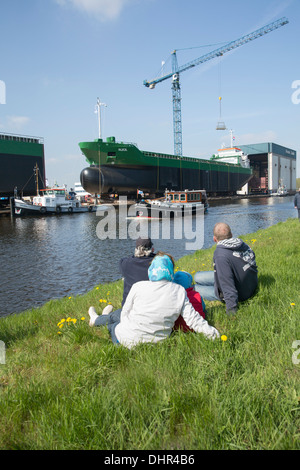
[134,189,208,218]
[13,187,103,216]
[13,163,108,216]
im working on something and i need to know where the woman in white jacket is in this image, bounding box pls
[88,253,220,349]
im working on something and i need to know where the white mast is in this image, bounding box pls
[229,129,235,147]
[95,97,107,139]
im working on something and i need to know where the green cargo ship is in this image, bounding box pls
[0,133,45,198]
[79,137,252,197]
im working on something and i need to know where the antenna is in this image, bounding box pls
[95,97,107,139]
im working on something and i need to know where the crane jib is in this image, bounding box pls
[144,17,289,88]
[143,16,289,156]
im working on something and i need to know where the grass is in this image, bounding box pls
[0,218,299,450]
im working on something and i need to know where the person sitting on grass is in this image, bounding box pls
[194,222,258,316]
[173,270,206,333]
[88,253,220,349]
[119,236,156,307]
[294,188,300,221]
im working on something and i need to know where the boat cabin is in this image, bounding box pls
[33,188,80,209]
[165,189,205,203]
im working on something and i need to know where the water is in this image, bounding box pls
[0,196,296,317]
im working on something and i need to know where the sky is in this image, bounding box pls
[0,0,299,188]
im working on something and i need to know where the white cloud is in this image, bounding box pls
[237,130,277,144]
[55,0,135,21]
[7,115,30,130]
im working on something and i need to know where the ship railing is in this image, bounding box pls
[0,132,44,144]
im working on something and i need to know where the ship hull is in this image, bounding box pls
[80,163,252,196]
[79,137,253,197]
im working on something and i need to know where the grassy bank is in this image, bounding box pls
[0,219,299,450]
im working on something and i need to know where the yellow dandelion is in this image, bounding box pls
[96,287,99,290]
[68,296,72,299]
[57,331,62,335]
[221,335,228,341]
[290,303,295,307]
[71,319,77,324]
[81,317,85,321]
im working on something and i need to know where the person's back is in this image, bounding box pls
[119,237,155,306]
[117,280,187,344]
[120,254,155,306]
[213,237,258,313]
[194,222,258,315]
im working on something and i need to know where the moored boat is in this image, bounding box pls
[13,187,108,216]
[134,188,208,218]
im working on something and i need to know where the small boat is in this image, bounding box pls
[270,180,288,197]
[276,185,288,196]
[13,187,108,216]
[134,189,208,218]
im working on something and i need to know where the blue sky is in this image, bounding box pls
[0,0,299,188]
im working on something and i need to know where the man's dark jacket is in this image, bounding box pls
[213,238,258,314]
[119,253,155,306]
[294,192,300,208]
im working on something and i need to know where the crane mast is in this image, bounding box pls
[144,17,289,157]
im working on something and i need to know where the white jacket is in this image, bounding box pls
[115,280,220,349]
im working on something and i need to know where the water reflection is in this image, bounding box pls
[0,196,296,317]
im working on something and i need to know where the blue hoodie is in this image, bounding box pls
[213,238,258,314]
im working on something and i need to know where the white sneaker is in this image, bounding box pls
[102,304,113,315]
[88,306,99,326]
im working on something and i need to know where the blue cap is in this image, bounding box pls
[173,271,193,289]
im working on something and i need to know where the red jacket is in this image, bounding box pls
[174,287,205,332]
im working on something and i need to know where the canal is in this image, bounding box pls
[0,196,297,317]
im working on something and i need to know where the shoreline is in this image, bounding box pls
[0,218,299,450]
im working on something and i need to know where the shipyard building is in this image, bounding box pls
[238,142,297,194]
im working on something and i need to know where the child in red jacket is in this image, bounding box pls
[173,271,206,332]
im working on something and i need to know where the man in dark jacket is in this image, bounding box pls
[89,237,156,328]
[119,237,156,306]
[294,189,300,221]
[194,223,258,315]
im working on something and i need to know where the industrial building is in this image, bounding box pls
[238,142,296,194]
[0,133,46,199]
